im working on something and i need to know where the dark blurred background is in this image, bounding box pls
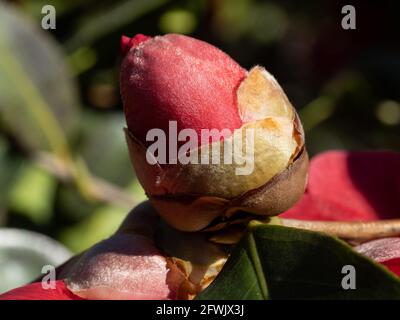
[0,0,399,292]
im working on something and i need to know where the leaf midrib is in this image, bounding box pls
[247,232,269,299]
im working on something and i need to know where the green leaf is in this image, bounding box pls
[197,224,400,300]
[0,3,79,155]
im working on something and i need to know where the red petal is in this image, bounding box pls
[281,151,400,221]
[0,280,83,300]
[355,238,400,277]
[381,258,400,276]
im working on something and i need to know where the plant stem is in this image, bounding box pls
[280,218,400,243]
[34,151,137,208]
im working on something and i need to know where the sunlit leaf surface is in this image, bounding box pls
[198,225,400,299]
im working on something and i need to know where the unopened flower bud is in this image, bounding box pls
[120,34,308,231]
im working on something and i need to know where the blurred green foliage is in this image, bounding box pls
[0,0,399,255]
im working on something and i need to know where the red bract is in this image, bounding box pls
[120,34,246,146]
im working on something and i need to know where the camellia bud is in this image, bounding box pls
[121,34,308,231]
[120,33,245,145]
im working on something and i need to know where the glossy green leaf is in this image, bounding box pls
[0,3,79,154]
[198,224,400,300]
